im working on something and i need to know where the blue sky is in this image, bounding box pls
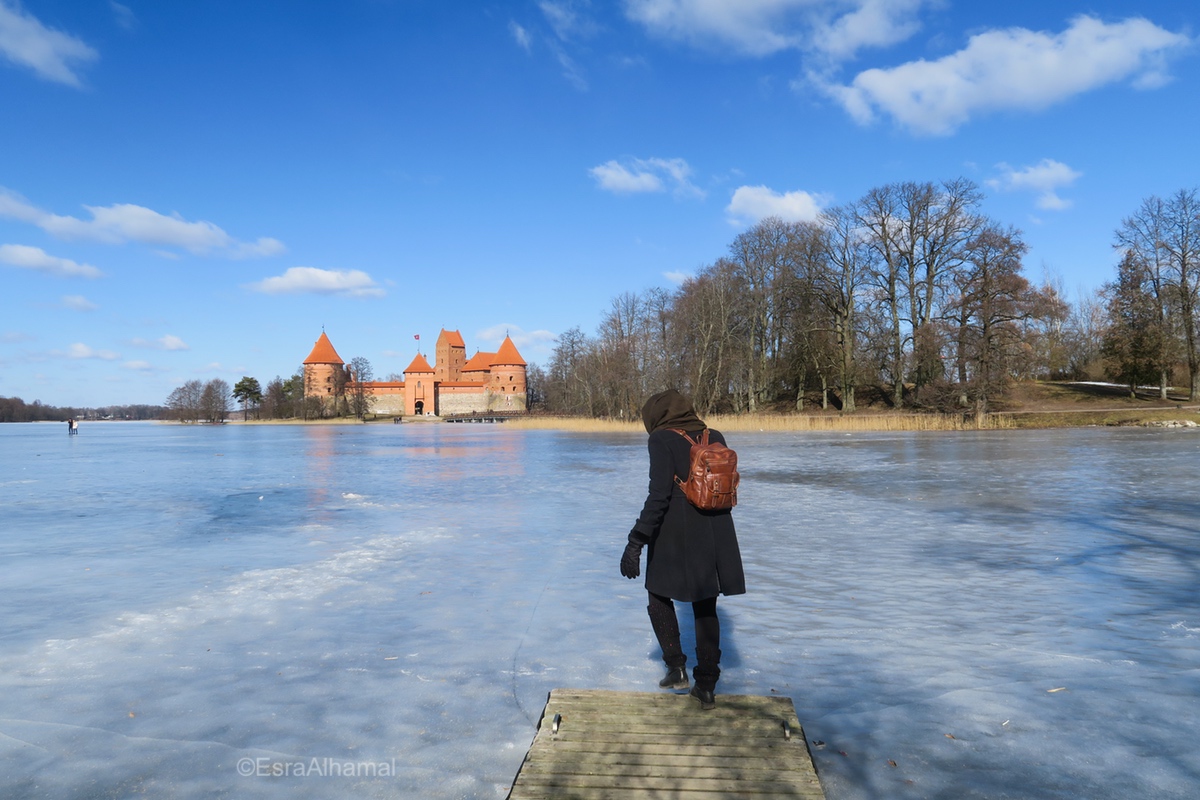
[1,0,1195,407]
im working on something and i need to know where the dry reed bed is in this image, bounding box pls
[507,413,1013,433]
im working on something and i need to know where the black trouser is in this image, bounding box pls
[647,591,721,691]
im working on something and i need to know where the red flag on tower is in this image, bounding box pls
[414,334,420,340]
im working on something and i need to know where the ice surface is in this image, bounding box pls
[1,421,1199,798]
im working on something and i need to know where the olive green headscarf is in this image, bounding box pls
[641,389,706,434]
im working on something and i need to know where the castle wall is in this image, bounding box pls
[370,393,406,415]
[437,390,487,416]
[358,382,405,415]
[487,390,527,412]
[435,384,524,414]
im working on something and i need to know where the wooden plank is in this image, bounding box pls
[528,743,796,762]
[507,689,824,800]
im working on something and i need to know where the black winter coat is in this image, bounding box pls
[632,428,746,602]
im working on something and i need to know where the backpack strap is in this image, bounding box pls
[668,428,708,446]
[669,428,710,492]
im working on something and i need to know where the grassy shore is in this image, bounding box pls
[508,382,1200,433]
[507,412,1016,433]
[204,383,1199,432]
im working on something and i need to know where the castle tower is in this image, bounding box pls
[489,335,527,410]
[404,352,436,416]
[435,329,466,383]
[303,331,345,399]
[461,350,493,384]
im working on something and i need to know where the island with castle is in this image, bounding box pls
[302,329,528,417]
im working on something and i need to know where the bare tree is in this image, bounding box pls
[166,379,204,422]
[347,356,374,419]
[949,224,1033,418]
[525,363,546,411]
[727,217,809,411]
[857,185,908,406]
[672,260,742,414]
[595,292,645,419]
[546,326,595,415]
[857,179,983,406]
[261,376,287,419]
[199,379,231,423]
[1062,287,1108,379]
[813,204,874,411]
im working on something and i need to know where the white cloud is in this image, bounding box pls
[476,324,557,351]
[194,362,248,376]
[131,334,190,351]
[816,0,926,61]
[0,243,103,277]
[110,2,136,31]
[0,0,97,86]
[624,0,808,56]
[248,267,385,298]
[540,1,599,41]
[553,46,588,90]
[509,20,532,52]
[623,0,929,60]
[826,15,1190,136]
[158,334,189,351]
[663,270,692,284]
[62,294,97,311]
[726,185,823,225]
[122,360,154,371]
[589,157,703,198]
[2,331,34,343]
[0,188,285,257]
[230,237,287,258]
[987,159,1082,210]
[65,342,119,360]
[590,161,663,193]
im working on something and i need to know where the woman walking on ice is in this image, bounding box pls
[620,390,745,710]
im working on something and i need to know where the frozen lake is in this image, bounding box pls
[1,421,1198,799]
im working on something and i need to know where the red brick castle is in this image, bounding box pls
[303,329,527,416]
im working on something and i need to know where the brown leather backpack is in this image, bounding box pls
[670,429,739,511]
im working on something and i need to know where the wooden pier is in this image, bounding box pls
[507,689,824,799]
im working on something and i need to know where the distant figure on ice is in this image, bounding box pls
[620,389,745,710]
[67,418,77,435]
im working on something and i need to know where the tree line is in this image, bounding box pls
[165,379,234,423]
[537,179,1200,419]
[1105,190,1200,399]
[0,397,163,423]
[165,356,377,423]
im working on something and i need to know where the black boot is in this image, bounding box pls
[692,645,721,710]
[648,595,687,689]
[689,685,716,710]
[658,665,689,690]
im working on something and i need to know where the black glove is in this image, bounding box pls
[620,528,650,579]
[620,542,643,579]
